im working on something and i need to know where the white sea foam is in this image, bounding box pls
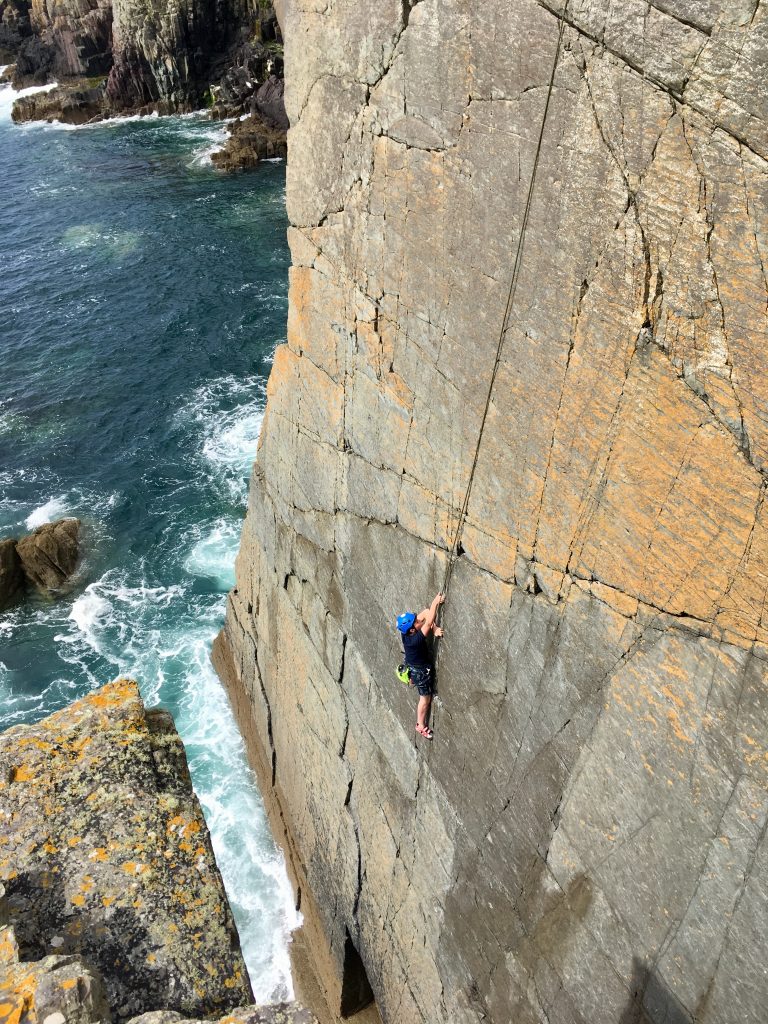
[177,375,266,501]
[25,495,69,529]
[20,109,161,132]
[184,518,241,588]
[185,121,229,168]
[174,639,300,1000]
[62,569,186,696]
[68,588,114,637]
[17,487,118,537]
[189,142,225,169]
[202,407,264,479]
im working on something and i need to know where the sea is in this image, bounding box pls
[0,78,300,1000]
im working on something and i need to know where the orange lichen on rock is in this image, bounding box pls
[0,679,253,1019]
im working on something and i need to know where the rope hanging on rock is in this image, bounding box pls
[437,6,569,612]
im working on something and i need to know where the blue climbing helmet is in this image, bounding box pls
[397,611,416,634]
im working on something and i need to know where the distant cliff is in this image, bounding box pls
[2,0,281,119]
[214,1,768,1022]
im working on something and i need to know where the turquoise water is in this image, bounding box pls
[0,81,300,999]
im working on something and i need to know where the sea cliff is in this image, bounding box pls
[214,1,768,1022]
[2,0,282,121]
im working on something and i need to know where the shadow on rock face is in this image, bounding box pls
[7,866,69,960]
[620,958,692,1024]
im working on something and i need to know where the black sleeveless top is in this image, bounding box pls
[402,629,430,668]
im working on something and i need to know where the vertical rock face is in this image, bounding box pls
[216,2,768,1023]
[0,0,31,63]
[5,0,112,80]
[4,0,280,119]
[105,0,252,111]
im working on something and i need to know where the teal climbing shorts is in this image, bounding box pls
[409,665,433,697]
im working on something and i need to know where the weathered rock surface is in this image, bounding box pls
[210,49,284,120]
[9,0,112,82]
[4,0,281,119]
[215,1,768,1023]
[0,539,23,611]
[11,78,104,121]
[0,0,30,63]
[212,111,286,173]
[252,74,287,130]
[0,936,112,1024]
[15,517,80,592]
[104,0,272,114]
[0,679,254,1021]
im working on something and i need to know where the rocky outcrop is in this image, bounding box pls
[211,111,286,172]
[252,74,287,129]
[128,1007,317,1024]
[15,517,80,592]
[0,682,320,1024]
[0,518,81,608]
[0,934,112,1024]
[215,2,768,1023]
[11,78,104,120]
[0,679,253,1021]
[211,75,287,173]
[211,52,284,120]
[0,539,24,611]
[104,0,276,114]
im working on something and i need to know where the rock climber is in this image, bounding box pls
[397,592,444,740]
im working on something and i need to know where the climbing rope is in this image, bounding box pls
[437,5,569,615]
[294,6,570,740]
[418,3,570,754]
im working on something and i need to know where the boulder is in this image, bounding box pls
[0,538,23,611]
[211,113,286,173]
[15,517,80,592]
[0,946,112,1024]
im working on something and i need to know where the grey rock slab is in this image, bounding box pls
[15,517,80,593]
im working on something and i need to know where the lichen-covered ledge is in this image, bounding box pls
[0,679,318,1024]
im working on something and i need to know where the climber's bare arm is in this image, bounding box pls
[418,593,445,636]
